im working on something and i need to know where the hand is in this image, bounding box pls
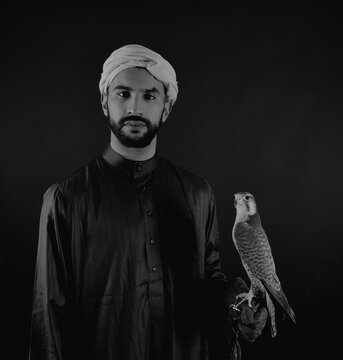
[237,302,268,342]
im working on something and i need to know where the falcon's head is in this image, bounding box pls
[234,192,258,223]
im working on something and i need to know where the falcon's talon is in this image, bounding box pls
[234,290,255,309]
[235,292,248,300]
[246,292,254,307]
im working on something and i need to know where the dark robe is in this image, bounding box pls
[29,146,246,360]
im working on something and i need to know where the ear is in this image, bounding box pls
[161,100,172,123]
[101,93,108,116]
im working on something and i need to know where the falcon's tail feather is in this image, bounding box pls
[263,281,296,324]
[265,291,277,338]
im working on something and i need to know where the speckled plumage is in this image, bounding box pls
[232,192,295,337]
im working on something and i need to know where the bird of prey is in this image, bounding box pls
[231,192,296,337]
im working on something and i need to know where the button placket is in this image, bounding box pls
[136,174,164,323]
[136,176,162,285]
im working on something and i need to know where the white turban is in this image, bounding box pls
[99,44,178,108]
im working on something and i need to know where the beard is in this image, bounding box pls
[109,114,163,148]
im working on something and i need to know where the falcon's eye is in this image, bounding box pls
[244,195,251,201]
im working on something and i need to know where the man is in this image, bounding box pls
[29,44,267,360]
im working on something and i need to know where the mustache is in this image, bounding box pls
[119,115,150,126]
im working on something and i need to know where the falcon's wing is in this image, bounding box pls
[234,222,296,323]
[234,222,278,287]
[252,226,296,323]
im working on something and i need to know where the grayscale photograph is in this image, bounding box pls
[1,4,341,360]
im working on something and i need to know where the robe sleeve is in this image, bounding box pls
[203,184,248,360]
[29,184,69,360]
[204,185,225,281]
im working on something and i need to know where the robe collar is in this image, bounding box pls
[102,145,159,179]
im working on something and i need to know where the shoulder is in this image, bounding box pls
[42,183,62,208]
[43,156,103,202]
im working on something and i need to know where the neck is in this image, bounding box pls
[110,133,157,161]
[247,212,261,227]
[234,208,261,226]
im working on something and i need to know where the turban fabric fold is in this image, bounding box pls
[99,44,178,108]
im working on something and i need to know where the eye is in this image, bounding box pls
[243,195,251,201]
[117,91,130,98]
[144,93,156,100]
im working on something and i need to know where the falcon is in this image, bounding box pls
[231,192,296,337]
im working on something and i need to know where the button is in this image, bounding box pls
[136,184,146,192]
[152,266,157,272]
[147,210,153,216]
[137,163,142,172]
[150,238,155,244]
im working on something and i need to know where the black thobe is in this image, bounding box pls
[29,146,245,360]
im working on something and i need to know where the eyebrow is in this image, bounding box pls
[112,85,161,94]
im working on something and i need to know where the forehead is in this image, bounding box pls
[109,67,165,92]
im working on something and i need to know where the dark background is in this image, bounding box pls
[1,4,342,359]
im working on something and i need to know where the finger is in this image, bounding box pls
[254,306,268,324]
[241,305,268,326]
[237,323,260,343]
[241,320,264,337]
[240,306,254,325]
[238,306,268,342]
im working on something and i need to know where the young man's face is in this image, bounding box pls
[103,67,169,148]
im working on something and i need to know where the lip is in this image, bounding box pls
[124,120,146,127]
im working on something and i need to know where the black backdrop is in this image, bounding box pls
[1,4,342,359]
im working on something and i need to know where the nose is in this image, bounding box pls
[127,95,143,116]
